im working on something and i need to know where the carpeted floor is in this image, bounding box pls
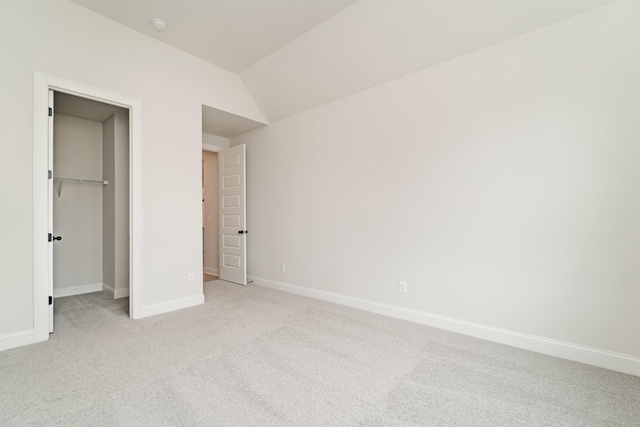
[1,280,639,426]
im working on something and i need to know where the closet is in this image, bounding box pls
[52,92,130,305]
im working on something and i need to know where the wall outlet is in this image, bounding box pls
[280,263,286,273]
[398,281,407,294]
[187,273,195,284]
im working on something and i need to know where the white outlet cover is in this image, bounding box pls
[398,281,407,294]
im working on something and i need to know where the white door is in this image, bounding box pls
[47,89,54,333]
[218,144,247,285]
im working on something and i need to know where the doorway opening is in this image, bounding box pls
[51,92,130,328]
[34,73,142,343]
[202,149,219,283]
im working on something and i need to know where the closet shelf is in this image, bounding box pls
[54,177,108,198]
[54,177,108,185]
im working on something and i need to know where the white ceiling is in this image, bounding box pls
[69,0,359,73]
[202,105,266,138]
[55,92,127,122]
[240,0,619,121]
[69,0,619,124]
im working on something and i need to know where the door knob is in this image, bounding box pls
[237,230,248,234]
[53,235,62,241]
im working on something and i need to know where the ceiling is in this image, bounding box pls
[55,92,127,122]
[239,0,619,121]
[69,0,619,125]
[202,105,266,138]
[69,0,359,73]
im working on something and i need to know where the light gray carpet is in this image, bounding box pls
[1,280,638,426]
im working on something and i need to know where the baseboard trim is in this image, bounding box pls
[204,267,219,276]
[114,288,129,299]
[102,283,114,298]
[102,283,130,299]
[250,276,640,377]
[53,283,103,298]
[0,329,34,352]
[140,294,205,318]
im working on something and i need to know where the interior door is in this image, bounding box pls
[47,89,54,333]
[218,144,247,285]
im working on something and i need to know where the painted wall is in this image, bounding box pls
[233,0,640,359]
[102,114,115,294]
[202,151,219,275]
[103,111,129,298]
[0,0,265,339]
[53,114,103,294]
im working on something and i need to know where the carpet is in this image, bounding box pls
[1,280,638,426]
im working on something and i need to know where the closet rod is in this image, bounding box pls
[53,177,108,185]
[53,177,108,199]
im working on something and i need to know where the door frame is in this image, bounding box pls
[33,72,143,342]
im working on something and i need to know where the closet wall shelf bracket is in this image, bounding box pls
[53,177,108,198]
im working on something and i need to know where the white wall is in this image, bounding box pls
[53,114,103,294]
[233,0,640,363]
[0,0,264,339]
[113,111,130,297]
[202,151,219,275]
[103,111,129,298]
[103,114,116,294]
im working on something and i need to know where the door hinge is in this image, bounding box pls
[48,170,52,179]
[48,107,53,117]
[49,296,52,305]
[48,233,52,242]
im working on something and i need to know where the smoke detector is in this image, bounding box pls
[151,18,167,32]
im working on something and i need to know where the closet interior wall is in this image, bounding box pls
[102,110,130,299]
[53,93,129,300]
[53,114,103,297]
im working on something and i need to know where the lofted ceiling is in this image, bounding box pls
[69,0,359,73]
[69,0,619,125]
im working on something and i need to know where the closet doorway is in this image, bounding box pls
[34,73,143,343]
[202,150,219,282]
[50,92,130,331]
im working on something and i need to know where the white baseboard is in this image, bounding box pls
[140,294,205,318]
[102,283,130,299]
[204,267,219,276]
[102,283,114,298]
[114,288,129,299]
[250,276,640,377]
[53,283,103,298]
[0,329,34,352]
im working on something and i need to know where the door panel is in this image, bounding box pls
[218,145,247,285]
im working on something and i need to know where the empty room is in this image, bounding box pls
[1,0,639,425]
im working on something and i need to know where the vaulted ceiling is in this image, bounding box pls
[70,0,619,126]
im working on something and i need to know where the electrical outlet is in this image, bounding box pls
[398,281,407,294]
[280,263,286,273]
[187,273,195,284]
